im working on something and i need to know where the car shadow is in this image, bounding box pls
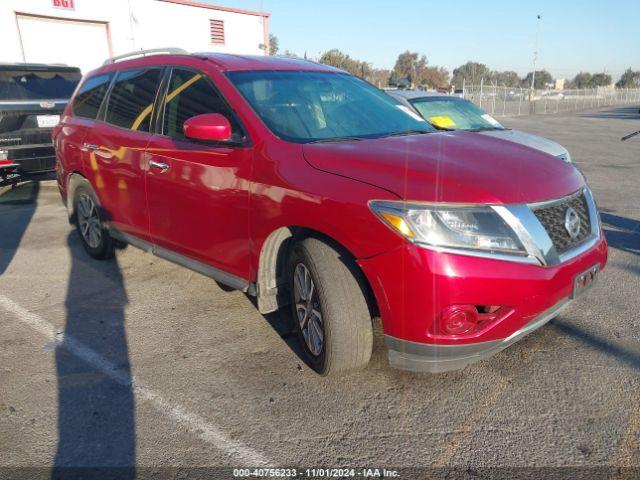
[0,181,40,275]
[51,233,135,480]
[243,294,309,368]
[577,105,640,120]
[600,212,640,257]
[548,319,640,371]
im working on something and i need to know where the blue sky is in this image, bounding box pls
[210,0,639,81]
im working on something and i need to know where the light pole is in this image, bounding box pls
[529,14,542,110]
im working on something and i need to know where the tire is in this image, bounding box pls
[289,237,373,375]
[73,183,114,260]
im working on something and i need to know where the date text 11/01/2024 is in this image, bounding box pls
[233,468,400,478]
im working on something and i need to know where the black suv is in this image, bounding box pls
[0,63,81,186]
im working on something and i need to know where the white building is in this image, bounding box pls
[1,0,270,73]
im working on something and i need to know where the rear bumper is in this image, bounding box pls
[5,144,56,174]
[385,297,570,373]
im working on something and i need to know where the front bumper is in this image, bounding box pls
[385,296,571,373]
[5,144,56,174]
[358,234,607,372]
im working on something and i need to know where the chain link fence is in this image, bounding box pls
[461,85,640,117]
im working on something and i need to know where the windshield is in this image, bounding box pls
[227,70,433,143]
[0,70,81,101]
[409,97,505,131]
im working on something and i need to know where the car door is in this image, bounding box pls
[82,67,162,241]
[145,66,253,281]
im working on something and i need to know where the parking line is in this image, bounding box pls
[0,294,271,467]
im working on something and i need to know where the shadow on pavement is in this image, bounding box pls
[578,105,640,120]
[549,320,640,371]
[0,181,40,275]
[52,233,135,480]
[601,212,640,257]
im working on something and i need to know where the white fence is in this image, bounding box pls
[461,85,640,117]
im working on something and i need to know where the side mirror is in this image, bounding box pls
[183,113,232,142]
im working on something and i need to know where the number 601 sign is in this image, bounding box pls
[53,0,75,10]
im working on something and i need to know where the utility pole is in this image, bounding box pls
[529,14,542,111]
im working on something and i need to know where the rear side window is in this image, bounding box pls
[72,73,112,119]
[162,68,242,141]
[105,68,161,132]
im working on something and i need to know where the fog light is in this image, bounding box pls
[441,305,479,335]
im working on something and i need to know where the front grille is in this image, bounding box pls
[532,191,591,254]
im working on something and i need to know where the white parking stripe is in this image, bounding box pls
[0,294,271,467]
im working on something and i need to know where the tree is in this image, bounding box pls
[490,70,522,87]
[393,51,426,83]
[588,73,612,88]
[451,61,491,87]
[421,66,449,89]
[571,72,592,89]
[391,51,449,88]
[523,70,554,89]
[369,68,391,88]
[281,50,299,58]
[616,68,640,88]
[318,49,370,78]
[268,34,279,56]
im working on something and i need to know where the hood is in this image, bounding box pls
[479,129,567,158]
[302,131,584,205]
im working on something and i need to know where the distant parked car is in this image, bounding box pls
[388,90,573,163]
[0,63,81,186]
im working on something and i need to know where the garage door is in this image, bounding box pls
[17,15,111,74]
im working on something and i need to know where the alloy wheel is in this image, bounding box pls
[77,194,102,249]
[293,263,324,357]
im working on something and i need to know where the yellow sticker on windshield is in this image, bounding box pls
[429,116,456,128]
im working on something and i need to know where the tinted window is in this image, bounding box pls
[105,68,161,131]
[0,69,81,101]
[162,68,242,141]
[72,73,112,119]
[227,70,432,143]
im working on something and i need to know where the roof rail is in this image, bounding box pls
[103,48,189,65]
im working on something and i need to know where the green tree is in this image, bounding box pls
[490,70,522,87]
[588,73,612,87]
[616,68,640,88]
[571,72,592,88]
[318,49,370,78]
[523,70,554,89]
[451,61,491,87]
[268,34,279,56]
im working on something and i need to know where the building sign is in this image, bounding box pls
[53,0,75,10]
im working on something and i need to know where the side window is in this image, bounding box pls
[104,68,161,132]
[72,73,112,119]
[162,68,242,141]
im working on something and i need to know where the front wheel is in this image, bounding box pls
[289,238,373,375]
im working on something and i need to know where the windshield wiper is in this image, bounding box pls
[307,136,365,144]
[379,129,434,138]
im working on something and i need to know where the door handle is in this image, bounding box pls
[82,143,100,151]
[149,160,169,173]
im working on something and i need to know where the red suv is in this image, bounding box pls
[54,51,607,375]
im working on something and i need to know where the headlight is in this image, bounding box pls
[370,201,527,256]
